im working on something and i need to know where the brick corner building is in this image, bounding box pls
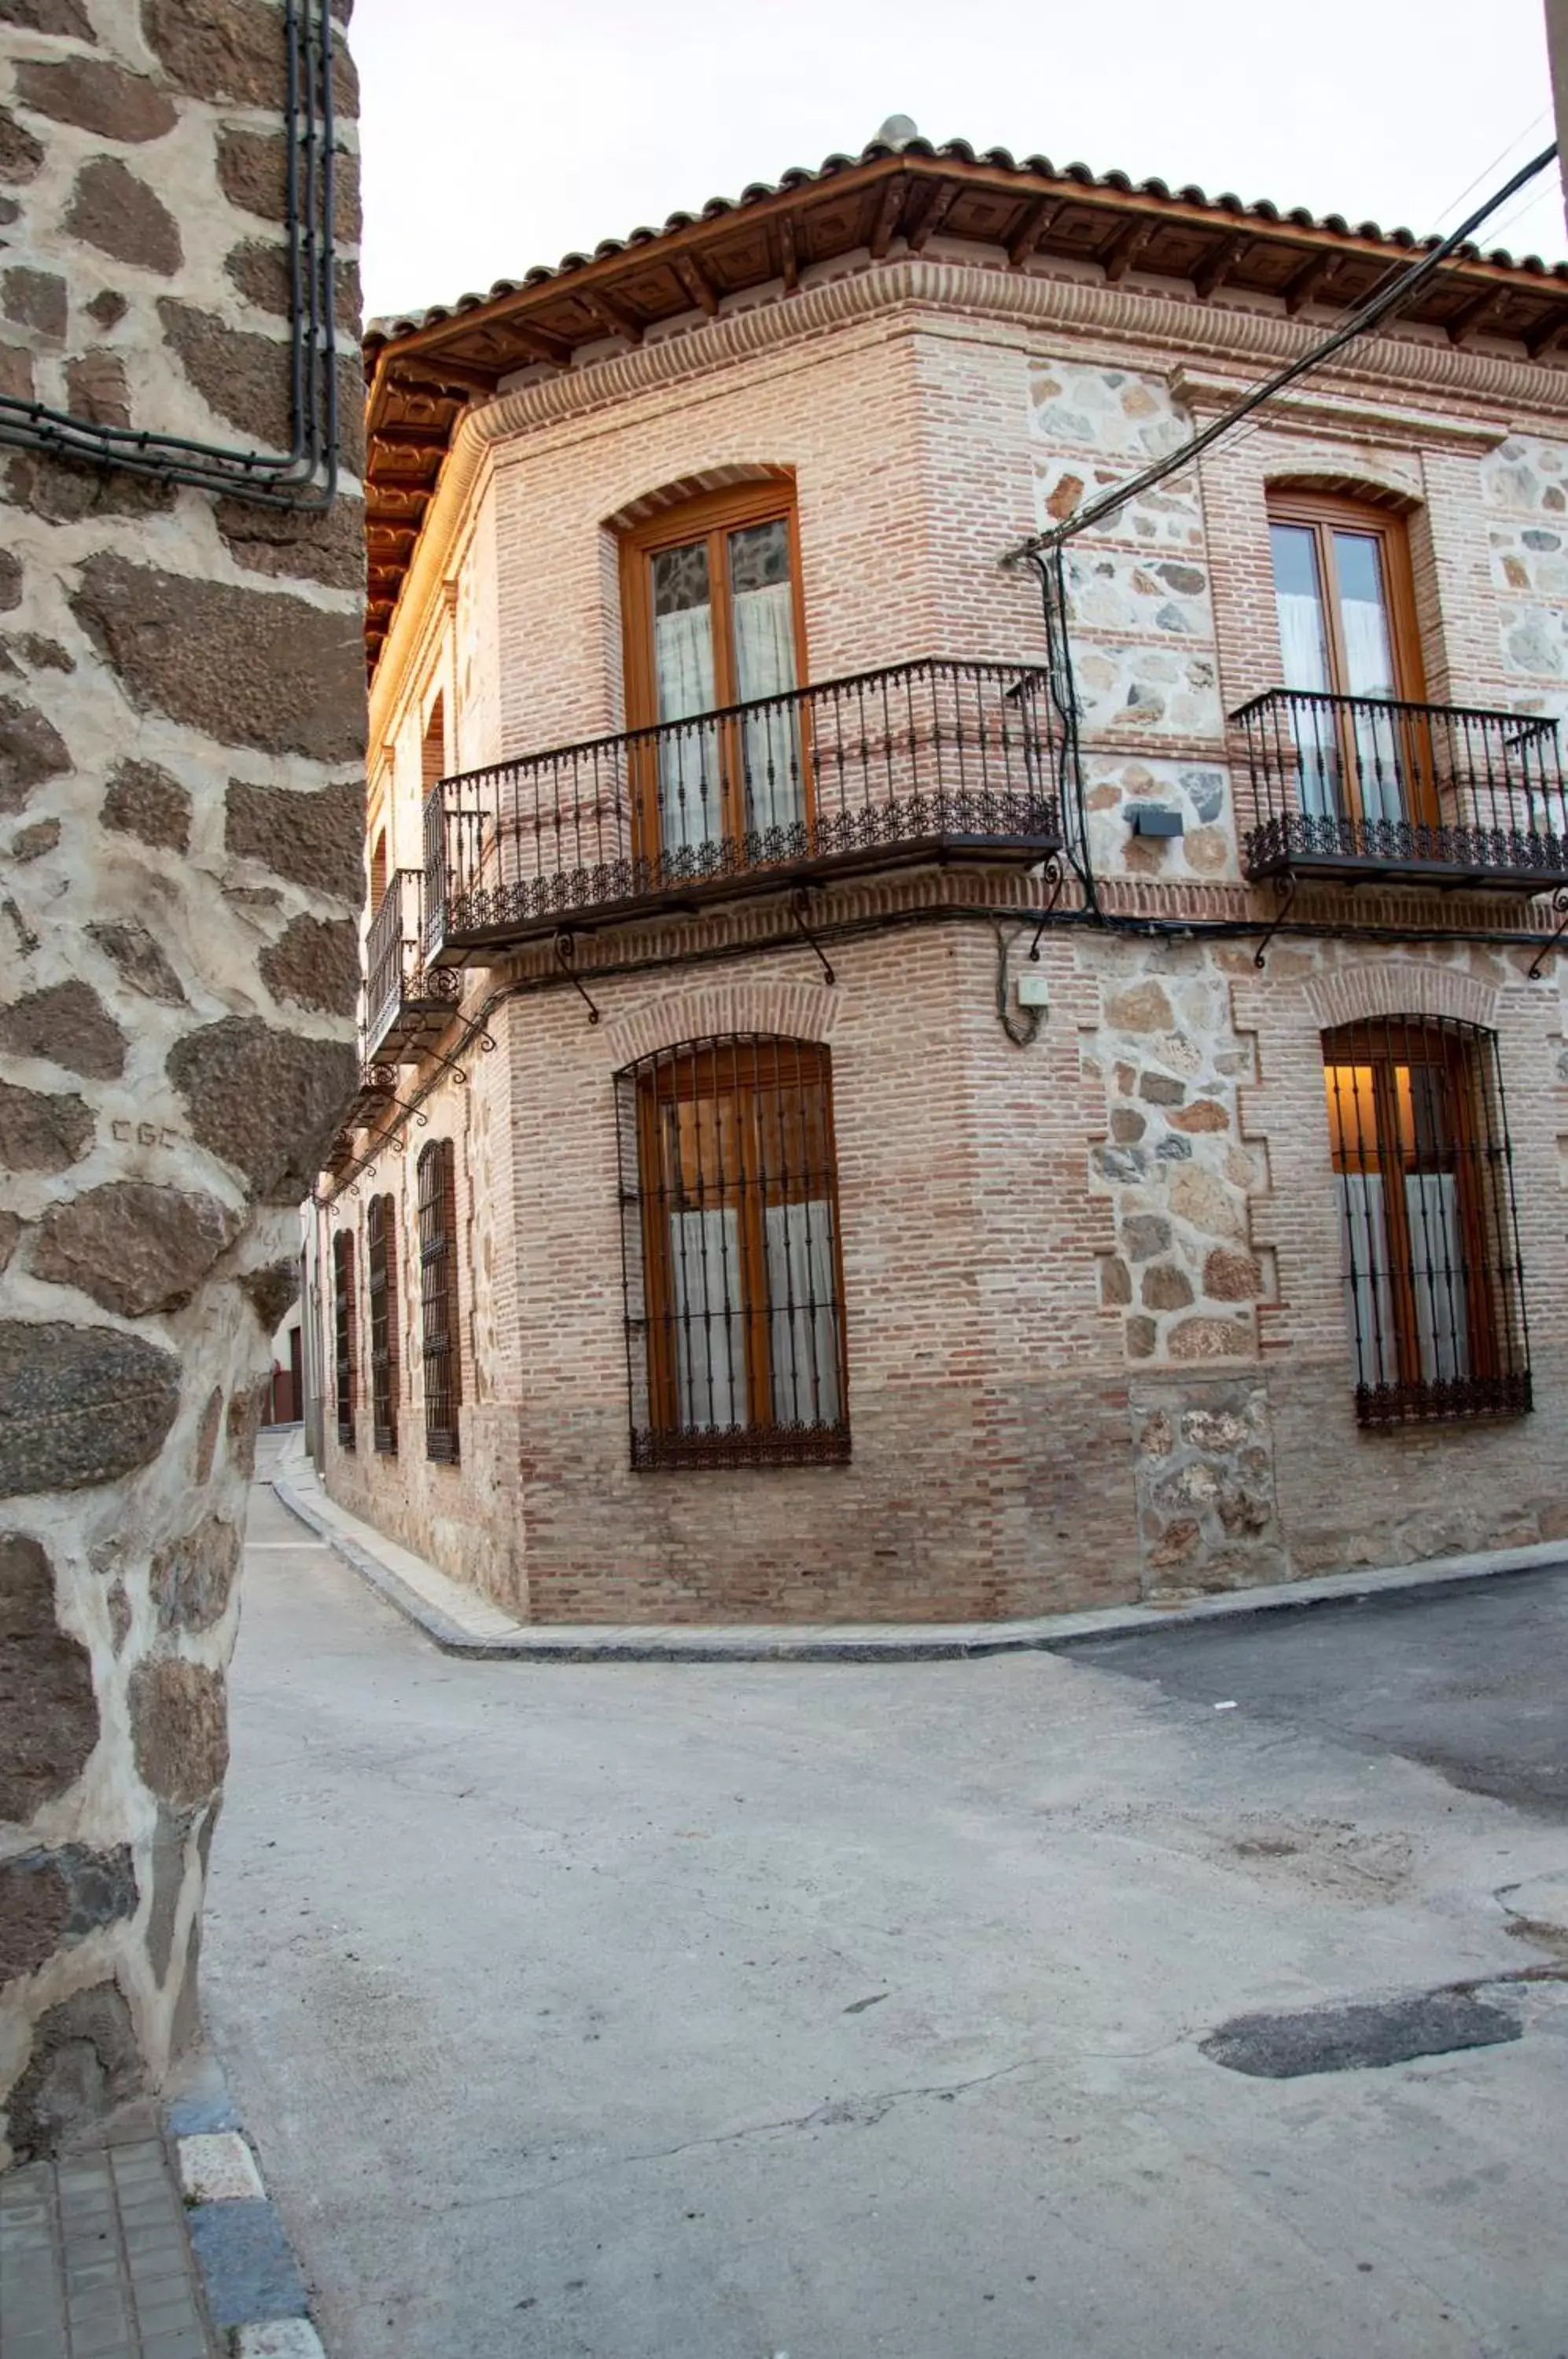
[311,130,1568,1622]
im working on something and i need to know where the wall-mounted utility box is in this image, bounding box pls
[1128,804,1184,837]
[1016,970,1051,1008]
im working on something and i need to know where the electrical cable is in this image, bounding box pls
[315,889,1562,1199]
[0,0,340,507]
[1001,139,1559,568]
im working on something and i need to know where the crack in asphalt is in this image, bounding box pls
[414,2039,1192,2216]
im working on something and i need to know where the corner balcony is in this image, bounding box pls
[421,657,1061,962]
[1235,689,1568,892]
[365,868,462,1058]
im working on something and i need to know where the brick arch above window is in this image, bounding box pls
[596,977,843,1071]
[1305,961,1501,1036]
[603,462,795,536]
[1261,455,1422,513]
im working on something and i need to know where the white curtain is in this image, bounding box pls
[1404,1172,1469,1382]
[1276,590,1339,821]
[1340,593,1404,825]
[1336,1174,1399,1389]
[1337,1172,1470,1389]
[670,1206,743,1430]
[764,1199,841,1426]
[733,580,803,839]
[654,607,721,857]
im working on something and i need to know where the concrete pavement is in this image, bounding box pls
[204,1478,1568,2358]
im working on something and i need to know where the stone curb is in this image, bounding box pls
[164,2055,324,2357]
[268,1470,1566,1664]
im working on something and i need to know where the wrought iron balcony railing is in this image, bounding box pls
[1234,688,1568,890]
[365,867,460,1058]
[421,657,1061,959]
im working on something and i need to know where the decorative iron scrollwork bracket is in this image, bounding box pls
[790,888,835,985]
[1027,853,1066,962]
[1252,874,1300,970]
[555,930,602,1025]
[1527,887,1568,981]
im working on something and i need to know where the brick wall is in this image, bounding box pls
[325,253,1568,1621]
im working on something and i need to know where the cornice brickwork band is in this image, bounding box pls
[370,257,1568,735]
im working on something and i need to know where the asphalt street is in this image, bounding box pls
[1068,1562,1568,1820]
[204,1481,1568,2359]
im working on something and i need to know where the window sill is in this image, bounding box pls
[632,1422,852,1471]
[1355,1374,1532,1428]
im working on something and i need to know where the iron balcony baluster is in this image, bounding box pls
[364,868,461,1061]
[1234,686,1568,889]
[418,657,1062,962]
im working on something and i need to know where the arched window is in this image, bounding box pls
[332,1228,357,1451]
[617,1036,848,1468]
[1267,491,1430,832]
[367,1192,399,1456]
[1321,1016,1529,1424]
[620,484,807,868]
[418,1139,462,1463]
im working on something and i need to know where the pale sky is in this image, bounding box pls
[354,0,1567,326]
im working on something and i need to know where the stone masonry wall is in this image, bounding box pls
[0,0,364,2161]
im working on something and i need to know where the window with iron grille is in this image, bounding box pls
[332,1227,356,1450]
[417,1139,461,1463]
[1322,1016,1530,1426]
[617,1035,850,1469]
[367,1191,399,1456]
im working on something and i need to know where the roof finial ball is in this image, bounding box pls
[875,114,919,149]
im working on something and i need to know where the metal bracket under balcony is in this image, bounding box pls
[365,868,463,1056]
[343,1061,398,1129]
[421,658,1062,962]
[1235,689,1568,893]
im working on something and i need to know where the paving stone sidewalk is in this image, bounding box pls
[0,2106,212,2359]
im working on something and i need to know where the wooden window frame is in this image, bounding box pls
[1268,490,1436,826]
[418,1138,462,1463]
[619,482,810,861]
[332,1228,356,1451]
[1322,1017,1529,1424]
[367,1191,399,1457]
[621,1036,850,1469]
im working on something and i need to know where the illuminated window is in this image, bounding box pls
[1322,1017,1529,1423]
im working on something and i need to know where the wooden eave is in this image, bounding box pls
[362,147,1568,677]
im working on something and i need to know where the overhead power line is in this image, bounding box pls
[1001,139,1560,568]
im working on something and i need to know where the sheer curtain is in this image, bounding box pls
[1404,1172,1470,1382]
[670,1205,743,1430]
[732,578,803,841]
[763,1198,841,1426]
[1336,1174,1398,1389]
[1337,535,1404,826]
[1273,544,1338,823]
[1336,1171,1470,1389]
[654,605,720,859]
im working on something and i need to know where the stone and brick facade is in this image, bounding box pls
[317,137,1568,1625]
[2,0,364,2160]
